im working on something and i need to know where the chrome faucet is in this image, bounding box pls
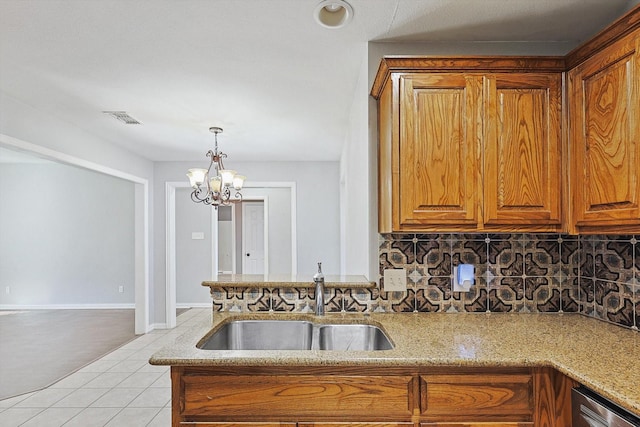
[313,262,325,316]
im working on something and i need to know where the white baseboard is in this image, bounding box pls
[150,323,167,330]
[0,303,136,310]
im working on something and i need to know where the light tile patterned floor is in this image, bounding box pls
[0,308,211,427]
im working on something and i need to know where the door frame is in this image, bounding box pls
[240,198,269,275]
[0,134,151,334]
[211,203,236,275]
[165,181,296,329]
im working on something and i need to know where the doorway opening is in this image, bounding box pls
[0,136,150,335]
[214,200,268,275]
[166,182,296,328]
[216,204,235,274]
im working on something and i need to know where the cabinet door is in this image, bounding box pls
[483,74,563,229]
[398,74,482,229]
[569,33,640,231]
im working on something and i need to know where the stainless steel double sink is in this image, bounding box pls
[197,319,394,351]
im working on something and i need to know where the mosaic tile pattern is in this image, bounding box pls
[580,235,638,330]
[379,233,581,315]
[208,233,638,331]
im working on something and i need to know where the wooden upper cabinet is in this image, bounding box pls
[372,58,565,232]
[398,74,481,229]
[483,73,563,227]
[568,31,640,232]
[373,5,640,234]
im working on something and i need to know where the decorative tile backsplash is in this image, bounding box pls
[579,235,638,329]
[379,233,580,314]
[210,233,639,331]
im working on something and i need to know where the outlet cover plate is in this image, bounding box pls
[452,264,474,292]
[383,269,407,292]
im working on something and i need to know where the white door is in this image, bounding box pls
[242,201,264,274]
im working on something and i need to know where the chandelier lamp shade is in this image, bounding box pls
[186,126,246,208]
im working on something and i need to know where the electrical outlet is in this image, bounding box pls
[383,269,407,292]
[5,286,10,295]
[118,285,124,293]
[453,264,475,292]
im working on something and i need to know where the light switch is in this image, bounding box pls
[191,232,205,240]
[383,269,407,292]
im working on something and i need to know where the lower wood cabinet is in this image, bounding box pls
[171,366,575,427]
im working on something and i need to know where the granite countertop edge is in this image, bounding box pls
[201,274,376,289]
[149,311,640,416]
[202,281,376,289]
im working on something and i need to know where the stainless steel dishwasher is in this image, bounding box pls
[572,387,640,427]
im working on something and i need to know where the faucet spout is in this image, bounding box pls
[313,262,325,316]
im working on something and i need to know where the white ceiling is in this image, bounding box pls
[1,0,638,162]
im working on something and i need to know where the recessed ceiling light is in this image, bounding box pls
[314,0,353,29]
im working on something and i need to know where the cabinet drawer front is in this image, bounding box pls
[300,424,414,427]
[182,375,414,419]
[420,375,533,421]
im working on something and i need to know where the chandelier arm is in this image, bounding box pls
[205,150,215,166]
[191,188,208,203]
[205,150,216,191]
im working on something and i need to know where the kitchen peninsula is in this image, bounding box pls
[150,311,640,426]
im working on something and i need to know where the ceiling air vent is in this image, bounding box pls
[103,111,141,125]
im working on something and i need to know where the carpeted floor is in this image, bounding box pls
[0,309,136,400]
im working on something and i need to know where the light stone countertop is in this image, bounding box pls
[149,311,640,416]
[202,274,375,288]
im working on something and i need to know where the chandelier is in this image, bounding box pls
[186,126,246,207]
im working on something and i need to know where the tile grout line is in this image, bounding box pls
[0,308,211,427]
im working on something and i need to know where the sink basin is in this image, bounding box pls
[197,319,393,351]
[317,324,393,351]
[197,320,313,350]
